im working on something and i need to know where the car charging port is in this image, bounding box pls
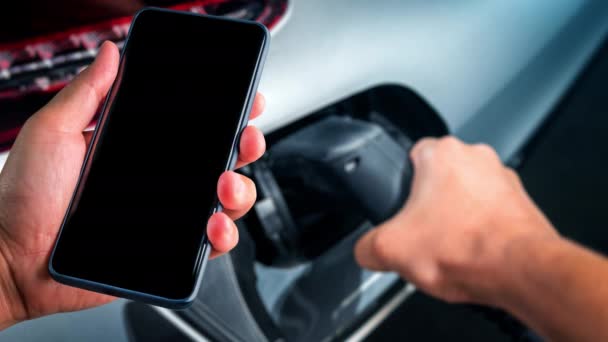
[243,85,447,267]
[271,115,414,225]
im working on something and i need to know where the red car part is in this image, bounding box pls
[0,0,286,151]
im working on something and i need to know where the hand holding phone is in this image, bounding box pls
[47,8,269,308]
[0,8,269,322]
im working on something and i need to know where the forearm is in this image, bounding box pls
[498,236,608,341]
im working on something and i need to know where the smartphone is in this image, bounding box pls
[49,8,269,309]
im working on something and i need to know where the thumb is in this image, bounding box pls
[33,41,120,133]
[355,139,441,271]
[354,227,392,271]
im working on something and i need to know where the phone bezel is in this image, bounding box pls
[48,7,270,309]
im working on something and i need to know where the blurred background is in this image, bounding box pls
[1,1,608,341]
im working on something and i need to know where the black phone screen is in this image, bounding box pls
[51,9,267,300]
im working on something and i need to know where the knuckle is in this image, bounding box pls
[437,136,463,155]
[439,136,461,148]
[472,143,497,157]
[410,137,437,161]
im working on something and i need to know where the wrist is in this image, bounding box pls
[0,237,27,329]
[492,233,566,312]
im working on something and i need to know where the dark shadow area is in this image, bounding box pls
[518,39,608,254]
[365,292,513,341]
